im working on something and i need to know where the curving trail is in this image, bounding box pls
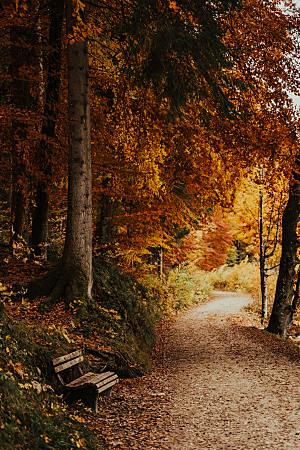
[93,291,300,450]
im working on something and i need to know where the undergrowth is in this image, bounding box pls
[76,256,161,374]
[142,266,210,314]
[75,258,202,374]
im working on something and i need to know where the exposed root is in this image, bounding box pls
[85,346,144,378]
[27,263,90,306]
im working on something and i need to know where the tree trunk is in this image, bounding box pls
[11,186,26,241]
[31,186,49,256]
[96,178,119,246]
[267,153,300,337]
[10,24,34,245]
[28,1,93,304]
[62,3,93,300]
[292,271,300,318]
[31,0,64,258]
[159,247,163,279]
[259,190,268,323]
[96,195,115,243]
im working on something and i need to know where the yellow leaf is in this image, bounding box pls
[41,435,51,444]
[71,415,86,424]
[18,382,32,390]
[76,438,86,448]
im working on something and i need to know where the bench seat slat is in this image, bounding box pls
[66,372,98,388]
[97,379,118,394]
[53,350,82,366]
[96,374,118,389]
[66,371,117,389]
[55,355,84,373]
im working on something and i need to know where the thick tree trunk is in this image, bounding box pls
[267,154,300,337]
[292,271,300,317]
[61,6,93,300]
[28,1,93,304]
[31,0,64,257]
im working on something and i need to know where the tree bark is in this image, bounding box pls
[159,246,163,279]
[31,0,64,258]
[62,3,93,300]
[28,1,93,304]
[10,24,35,245]
[292,271,300,317]
[259,190,268,323]
[267,153,300,337]
[96,194,116,244]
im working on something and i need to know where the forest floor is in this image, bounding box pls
[92,291,300,450]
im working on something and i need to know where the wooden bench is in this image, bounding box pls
[52,349,118,412]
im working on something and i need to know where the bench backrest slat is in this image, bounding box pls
[54,355,84,373]
[52,349,82,367]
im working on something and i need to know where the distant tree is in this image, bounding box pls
[181,212,233,272]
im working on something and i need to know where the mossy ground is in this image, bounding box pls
[77,256,161,374]
[0,311,100,450]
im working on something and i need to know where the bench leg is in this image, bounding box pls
[102,387,112,398]
[64,390,78,405]
[79,387,99,413]
[93,392,99,413]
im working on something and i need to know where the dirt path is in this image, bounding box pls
[93,291,300,450]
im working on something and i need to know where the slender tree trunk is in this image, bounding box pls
[267,153,300,337]
[10,25,32,245]
[11,186,26,241]
[159,246,163,280]
[96,179,118,245]
[259,190,268,323]
[28,1,93,304]
[31,0,64,257]
[96,195,115,244]
[31,186,49,256]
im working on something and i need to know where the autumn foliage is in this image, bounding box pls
[0,0,299,314]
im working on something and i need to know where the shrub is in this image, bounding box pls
[142,266,209,316]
